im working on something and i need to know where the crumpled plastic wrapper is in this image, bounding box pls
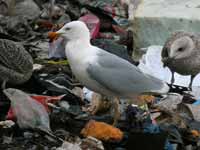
[3,88,50,131]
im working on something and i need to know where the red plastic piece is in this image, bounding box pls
[6,95,65,120]
[79,14,100,39]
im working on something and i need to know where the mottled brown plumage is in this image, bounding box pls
[162,31,200,88]
[0,39,33,88]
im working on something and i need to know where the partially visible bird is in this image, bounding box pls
[48,21,169,125]
[162,31,200,89]
[0,39,33,88]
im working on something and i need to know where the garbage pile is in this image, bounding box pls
[0,0,200,150]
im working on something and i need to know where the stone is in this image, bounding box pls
[133,0,200,49]
[56,141,81,150]
[80,136,104,150]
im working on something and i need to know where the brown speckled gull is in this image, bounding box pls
[162,31,200,89]
[0,39,33,88]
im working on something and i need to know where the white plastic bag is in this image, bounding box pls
[48,37,66,59]
[138,45,200,87]
[3,88,50,131]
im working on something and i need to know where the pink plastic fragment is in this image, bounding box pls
[79,14,100,39]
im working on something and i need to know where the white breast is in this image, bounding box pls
[65,42,100,91]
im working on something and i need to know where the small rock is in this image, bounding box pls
[0,120,15,128]
[56,141,81,150]
[59,101,70,111]
[23,132,34,139]
[2,136,12,144]
[80,136,104,150]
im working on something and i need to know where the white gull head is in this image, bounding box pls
[56,21,90,42]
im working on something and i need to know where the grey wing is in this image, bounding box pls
[87,49,169,97]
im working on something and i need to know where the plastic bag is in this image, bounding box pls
[3,88,50,131]
[138,45,200,87]
[48,37,66,59]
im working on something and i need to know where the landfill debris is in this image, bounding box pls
[56,141,82,150]
[82,88,111,115]
[6,94,65,120]
[81,120,123,142]
[0,0,200,149]
[80,136,104,150]
[191,130,200,138]
[138,95,155,104]
[0,120,15,128]
[14,0,41,20]
[154,93,183,113]
[48,37,66,59]
[56,136,104,150]
[3,88,50,131]
[79,13,100,39]
[178,103,200,122]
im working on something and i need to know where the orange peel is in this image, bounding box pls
[81,120,123,142]
[191,130,200,137]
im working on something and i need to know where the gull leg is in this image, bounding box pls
[189,75,195,90]
[112,97,120,126]
[83,93,111,115]
[87,93,103,115]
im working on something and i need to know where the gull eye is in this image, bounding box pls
[177,47,184,52]
[65,27,70,31]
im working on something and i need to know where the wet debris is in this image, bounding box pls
[3,88,50,131]
[0,0,199,150]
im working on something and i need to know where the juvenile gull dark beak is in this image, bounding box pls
[162,57,172,67]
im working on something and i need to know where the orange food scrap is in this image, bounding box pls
[139,95,155,103]
[81,120,123,142]
[48,31,59,42]
[191,130,200,137]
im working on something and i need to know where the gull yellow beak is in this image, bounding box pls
[48,32,60,42]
